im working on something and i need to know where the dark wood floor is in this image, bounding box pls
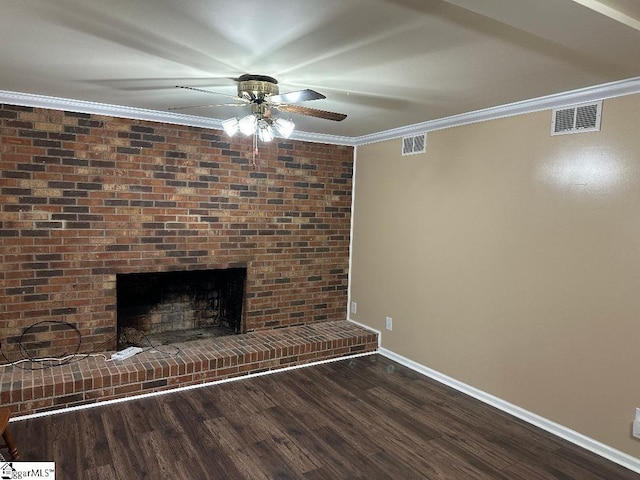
[9,354,639,479]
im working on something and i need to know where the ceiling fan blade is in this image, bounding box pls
[168,102,246,111]
[269,89,326,104]
[175,85,249,102]
[276,104,347,122]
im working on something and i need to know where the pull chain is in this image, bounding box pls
[252,131,258,168]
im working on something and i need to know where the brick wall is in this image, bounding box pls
[0,104,353,359]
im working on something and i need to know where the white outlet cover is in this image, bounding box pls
[351,302,357,314]
[385,316,393,331]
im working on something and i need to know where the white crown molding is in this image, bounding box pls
[0,89,355,146]
[353,76,640,146]
[378,347,640,475]
[0,89,225,130]
[3,76,640,148]
[289,130,355,146]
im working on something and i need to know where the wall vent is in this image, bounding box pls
[551,101,602,136]
[402,133,426,155]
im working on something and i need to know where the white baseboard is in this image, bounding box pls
[379,347,640,474]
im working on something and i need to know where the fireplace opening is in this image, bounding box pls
[116,268,246,349]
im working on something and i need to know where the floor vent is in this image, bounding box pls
[402,133,426,155]
[551,101,602,135]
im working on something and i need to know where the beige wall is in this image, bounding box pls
[350,93,640,457]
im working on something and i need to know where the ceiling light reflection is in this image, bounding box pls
[538,147,625,193]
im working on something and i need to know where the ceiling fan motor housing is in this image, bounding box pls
[237,74,279,101]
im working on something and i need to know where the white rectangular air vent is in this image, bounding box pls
[551,101,601,136]
[402,133,426,155]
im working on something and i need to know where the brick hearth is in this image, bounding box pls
[1,321,377,416]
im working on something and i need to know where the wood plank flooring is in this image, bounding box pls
[9,354,640,479]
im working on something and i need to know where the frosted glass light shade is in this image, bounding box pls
[274,118,295,138]
[258,123,275,142]
[238,114,257,135]
[221,117,239,137]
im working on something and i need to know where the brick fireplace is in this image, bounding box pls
[0,104,377,415]
[116,266,247,347]
[0,104,353,357]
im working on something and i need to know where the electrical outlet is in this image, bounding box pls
[351,302,357,314]
[385,316,393,331]
[633,408,640,439]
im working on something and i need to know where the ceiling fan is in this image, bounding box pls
[171,74,347,141]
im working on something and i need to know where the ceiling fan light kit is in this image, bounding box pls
[174,74,346,144]
[223,112,294,140]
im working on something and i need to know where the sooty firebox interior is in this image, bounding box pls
[116,268,246,349]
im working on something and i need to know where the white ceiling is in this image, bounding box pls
[1,0,640,140]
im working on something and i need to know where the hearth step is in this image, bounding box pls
[0,321,378,417]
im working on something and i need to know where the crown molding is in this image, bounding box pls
[3,76,640,148]
[289,130,355,146]
[0,90,228,130]
[353,76,640,146]
[0,89,355,146]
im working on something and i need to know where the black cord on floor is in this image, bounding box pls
[0,320,117,370]
[0,320,182,370]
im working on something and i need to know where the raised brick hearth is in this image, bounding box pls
[1,321,378,416]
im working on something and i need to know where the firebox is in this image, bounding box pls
[116,268,246,348]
